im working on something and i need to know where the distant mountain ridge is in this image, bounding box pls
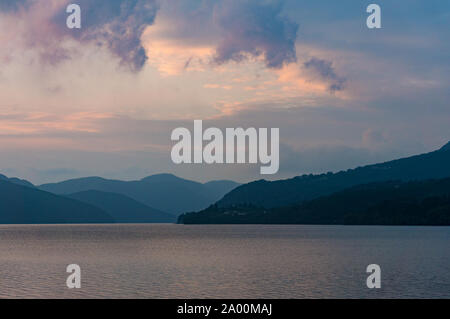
[0,174,35,188]
[67,190,176,223]
[3,142,450,225]
[179,178,450,225]
[217,142,450,209]
[40,174,240,215]
[0,180,113,224]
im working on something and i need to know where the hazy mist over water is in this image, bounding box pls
[0,224,449,299]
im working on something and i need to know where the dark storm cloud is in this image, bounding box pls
[303,58,346,92]
[56,0,159,71]
[1,0,159,72]
[213,0,298,68]
[3,0,299,71]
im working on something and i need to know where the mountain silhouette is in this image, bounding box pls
[203,180,242,196]
[0,174,35,188]
[179,178,450,225]
[440,141,450,151]
[0,179,113,224]
[39,173,239,215]
[217,142,450,208]
[67,190,176,223]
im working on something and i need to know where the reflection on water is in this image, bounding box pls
[0,224,449,298]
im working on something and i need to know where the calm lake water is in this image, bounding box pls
[0,224,449,299]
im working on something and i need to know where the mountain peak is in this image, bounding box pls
[217,144,450,208]
[0,173,35,188]
[140,173,185,183]
[440,141,450,151]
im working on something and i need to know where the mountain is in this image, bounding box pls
[0,179,113,224]
[39,174,239,215]
[440,141,450,151]
[0,174,35,188]
[67,190,176,223]
[203,180,241,196]
[179,178,450,225]
[217,143,450,208]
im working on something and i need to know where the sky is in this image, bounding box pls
[0,0,449,184]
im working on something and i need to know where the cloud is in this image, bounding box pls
[0,0,29,11]
[0,104,445,184]
[362,128,390,148]
[141,0,298,75]
[63,0,159,71]
[212,0,298,68]
[1,0,159,71]
[0,111,115,137]
[142,32,214,75]
[303,57,346,92]
[204,83,233,90]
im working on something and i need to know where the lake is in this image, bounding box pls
[0,224,449,298]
